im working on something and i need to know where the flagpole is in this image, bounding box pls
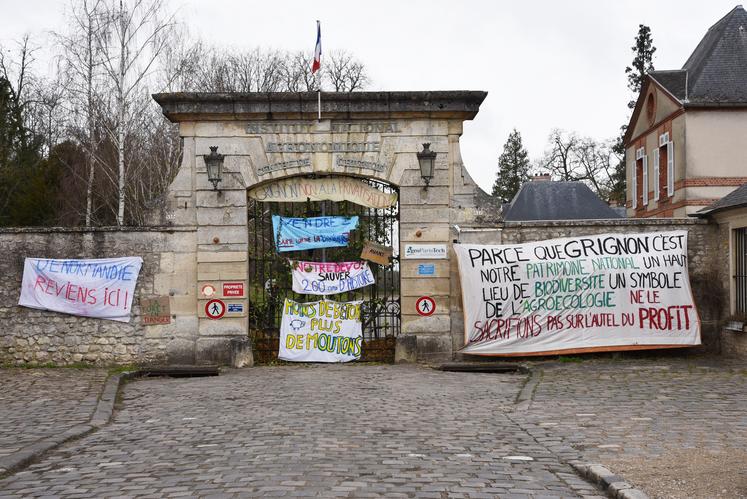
[316,20,321,122]
[313,20,321,122]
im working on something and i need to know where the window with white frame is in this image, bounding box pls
[659,132,674,197]
[652,148,660,202]
[642,154,648,206]
[667,140,674,197]
[633,147,644,209]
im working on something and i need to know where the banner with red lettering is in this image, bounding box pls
[454,231,700,356]
[291,260,375,295]
[18,257,143,322]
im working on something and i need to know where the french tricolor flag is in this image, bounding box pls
[312,21,321,74]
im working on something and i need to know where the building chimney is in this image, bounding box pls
[532,173,551,182]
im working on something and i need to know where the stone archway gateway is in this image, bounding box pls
[153,91,489,363]
[246,174,401,362]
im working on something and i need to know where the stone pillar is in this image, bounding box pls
[193,127,250,364]
[398,130,453,362]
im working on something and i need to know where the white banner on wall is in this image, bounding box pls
[454,231,700,356]
[291,261,375,295]
[18,257,143,323]
[279,298,363,362]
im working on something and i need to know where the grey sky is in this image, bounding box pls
[1,0,741,191]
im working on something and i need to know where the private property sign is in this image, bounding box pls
[223,282,244,297]
[454,231,700,356]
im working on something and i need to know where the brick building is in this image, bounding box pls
[625,5,747,217]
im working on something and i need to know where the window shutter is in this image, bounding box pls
[632,159,637,209]
[667,141,674,197]
[642,155,649,206]
[652,148,660,202]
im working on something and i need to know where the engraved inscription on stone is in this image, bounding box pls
[336,158,386,172]
[246,123,313,134]
[266,142,380,153]
[330,122,400,133]
[245,122,400,135]
[257,158,311,176]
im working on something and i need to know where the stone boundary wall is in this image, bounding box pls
[0,227,200,366]
[451,218,728,356]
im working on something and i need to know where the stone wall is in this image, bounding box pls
[450,218,728,356]
[0,227,200,366]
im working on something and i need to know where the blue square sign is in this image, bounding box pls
[418,264,435,275]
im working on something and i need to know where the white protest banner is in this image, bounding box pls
[18,257,143,322]
[249,176,397,209]
[279,298,363,362]
[454,231,700,356]
[291,261,375,295]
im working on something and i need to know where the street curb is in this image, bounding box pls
[515,367,541,411]
[570,462,650,499]
[0,371,134,478]
[512,369,649,499]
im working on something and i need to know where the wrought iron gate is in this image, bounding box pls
[247,176,400,345]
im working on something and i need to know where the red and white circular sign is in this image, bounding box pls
[205,299,225,319]
[415,296,436,316]
[201,284,216,297]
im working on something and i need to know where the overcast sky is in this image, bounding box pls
[0,0,741,191]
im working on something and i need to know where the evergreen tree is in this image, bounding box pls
[492,129,530,201]
[610,25,657,204]
[625,24,656,107]
[608,127,627,204]
[0,76,55,226]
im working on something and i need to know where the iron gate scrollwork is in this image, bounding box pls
[247,176,400,345]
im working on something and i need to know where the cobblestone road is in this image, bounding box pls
[0,365,600,498]
[517,358,747,498]
[0,368,108,459]
[2,359,744,498]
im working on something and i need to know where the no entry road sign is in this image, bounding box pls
[205,299,226,319]
[415,296,436,316]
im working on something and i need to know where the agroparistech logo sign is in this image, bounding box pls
[404,244,448,259]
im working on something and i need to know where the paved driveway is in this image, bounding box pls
[0,368,107,460]
[517,358,747,499]
[1,359,745,498]
[0,365,600,498]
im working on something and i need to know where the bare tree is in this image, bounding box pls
[576,138,618,199]
[56,0,109,226]
[540,129,581,181]
[29,74,67,157]
[96,0,176,226]
[539,129,620,200]
[283,51,316,92]
[0,35,39,139]
[159,26,202,92]
[325,50,368,91]
[167,45,369,93]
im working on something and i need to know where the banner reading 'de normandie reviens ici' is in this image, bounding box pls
[18,257,143,323]
[454,231,700,356]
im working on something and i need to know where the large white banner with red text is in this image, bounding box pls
[454,231,700,355]
[18,257,143,322]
